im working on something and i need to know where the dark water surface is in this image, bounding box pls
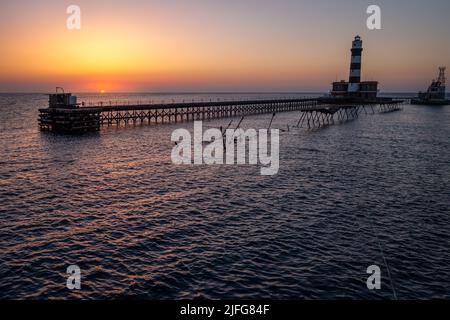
[1,93,449,299]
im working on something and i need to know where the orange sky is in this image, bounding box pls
[1,0,450,92]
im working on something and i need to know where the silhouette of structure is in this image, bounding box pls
[412,67,449,105]
[329,36,378,101]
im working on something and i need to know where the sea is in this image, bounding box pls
[1,92,450,299]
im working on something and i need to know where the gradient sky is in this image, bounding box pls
[1,0,449,92]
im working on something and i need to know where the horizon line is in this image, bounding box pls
[0,90,421,95]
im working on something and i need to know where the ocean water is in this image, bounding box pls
[1,92,450,299]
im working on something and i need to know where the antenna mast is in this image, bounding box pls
[438,67,446,85]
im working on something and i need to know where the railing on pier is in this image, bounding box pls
[39,98,318,133]
[38,98,404,133]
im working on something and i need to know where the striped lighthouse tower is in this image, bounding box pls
[348,35,363,93]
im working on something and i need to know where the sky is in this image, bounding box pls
[0,0,449,93]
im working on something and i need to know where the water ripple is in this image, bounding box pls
[1,93,450,299]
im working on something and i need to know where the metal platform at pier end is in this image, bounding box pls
[38,96,404,133]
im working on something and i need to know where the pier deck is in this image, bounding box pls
[38,98,404,133]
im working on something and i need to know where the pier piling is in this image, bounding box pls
[38,98,404,133]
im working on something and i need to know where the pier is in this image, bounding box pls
[38,97,404,133]
[39,36,406,134]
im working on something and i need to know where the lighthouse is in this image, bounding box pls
[330,35,378,101]
[348,35,363,93]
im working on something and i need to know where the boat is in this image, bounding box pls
[411,67,449,105]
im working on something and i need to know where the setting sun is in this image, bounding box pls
[100,89,105,94]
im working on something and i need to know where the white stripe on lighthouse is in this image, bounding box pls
[350,70,361,77]
[351,56,361,64]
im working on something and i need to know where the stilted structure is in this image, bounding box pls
[39,94,320,133]
[39,92,404,133]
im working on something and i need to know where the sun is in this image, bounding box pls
[100,89,105,94]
